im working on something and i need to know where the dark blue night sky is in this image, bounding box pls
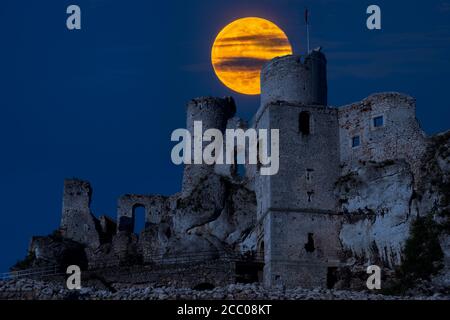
[0,0,449,271]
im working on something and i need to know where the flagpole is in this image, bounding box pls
[305,8,310,54]
[306,22,310,54]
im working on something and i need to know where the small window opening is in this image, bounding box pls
[306,169,314,182]
[352,136,361,148]
[304,233,315,253]
[307,191,314,203]
[299,112,311,135]
[373,116,384,127]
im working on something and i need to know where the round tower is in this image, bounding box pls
[182,96,236,196]
[260,51,327,107]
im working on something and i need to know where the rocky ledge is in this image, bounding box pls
[0,279,448,300]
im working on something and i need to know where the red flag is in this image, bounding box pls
[305,8,309,25]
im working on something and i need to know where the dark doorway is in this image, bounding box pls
[236,262,264,284]
[299,112,311,135]
[327,267,339,289]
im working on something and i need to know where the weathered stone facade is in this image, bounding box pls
[338,93,427,179]
[20,49,449,292]
[60,180,100,249]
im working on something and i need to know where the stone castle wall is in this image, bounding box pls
[338,92,427,177]
[116,194,167,232]
[182,97,236,196]
[262,211,342,288]
[260,52,327,107]
[255,103,340,212]
[60,179,100,249]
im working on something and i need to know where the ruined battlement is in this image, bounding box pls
[186,96,236,130]
[342,92,416,109]
[117,194,167,233]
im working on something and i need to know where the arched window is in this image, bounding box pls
[299,111,310,135]
[132,204,146,235]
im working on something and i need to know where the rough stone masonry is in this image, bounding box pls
[13,48,450,293]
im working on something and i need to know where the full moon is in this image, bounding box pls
[211,17,293,95]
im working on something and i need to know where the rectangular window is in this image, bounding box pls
[373,116,384,127]
[306,169,314,182]
[352,136,360,148]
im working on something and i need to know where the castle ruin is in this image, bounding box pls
[25,50,450,290]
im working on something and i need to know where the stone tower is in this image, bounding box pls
[255,51,342,288]
[182,96,236,196]
[60,179,100,248]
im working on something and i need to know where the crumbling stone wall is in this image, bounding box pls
[27,234,87,269]
[98,215,116,244]
[117,194,167,233]
[214,116,249,181]
[338,92,427,178]
[87,260,236,289]
[60,179,100,249]
[262,212,342,288]
[182,97,236,196]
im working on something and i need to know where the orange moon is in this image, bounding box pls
[211,17,293,95]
